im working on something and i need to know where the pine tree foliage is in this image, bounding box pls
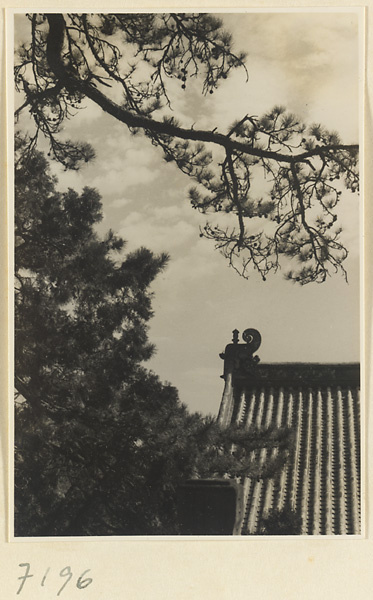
[15,139,292,536]
[14,134,177,534]
[257,505,302,535]
[14,13,359,284]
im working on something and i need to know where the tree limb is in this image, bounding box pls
[45,14,358,168]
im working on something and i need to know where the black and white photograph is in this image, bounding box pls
[11,9,363,540]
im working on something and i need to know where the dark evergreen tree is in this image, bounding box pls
[14,13,359,284]
[15,137,292,535]
[15,135,181,535]
[257,506,302,535]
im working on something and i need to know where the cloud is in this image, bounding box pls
[193,13,360,142]
[95,164,156,196]
[118,202,202,254]
[109,197,133,209]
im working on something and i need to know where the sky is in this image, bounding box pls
[14,10,362,415]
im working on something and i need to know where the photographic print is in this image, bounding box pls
[11,9,362,538]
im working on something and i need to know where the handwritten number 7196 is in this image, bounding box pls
[17,563,93,596]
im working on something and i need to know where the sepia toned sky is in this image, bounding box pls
[14,10,362,415]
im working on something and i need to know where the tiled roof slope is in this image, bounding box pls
[217,332,361,536]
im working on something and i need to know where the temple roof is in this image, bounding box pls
[217,329,361,535]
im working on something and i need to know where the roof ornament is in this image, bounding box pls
[220,328,262,373]
[242,328,262,354]
[220,328,262,377]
